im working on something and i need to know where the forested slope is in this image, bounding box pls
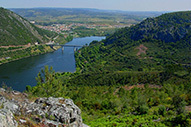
[28,11,191,126]
[75,11,191,73]
[0,7,57,46]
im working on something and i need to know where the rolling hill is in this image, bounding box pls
[11,8,162,25]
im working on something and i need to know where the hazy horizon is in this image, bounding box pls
[8,7,168,13]
[1,0,191,12]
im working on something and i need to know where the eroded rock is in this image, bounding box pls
[0,88,86,127]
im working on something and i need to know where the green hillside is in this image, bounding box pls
[0,7,57,46]
[0,8,67,64]
[28,11,191,126]
[76,11,191,73]
[105,11,191,44]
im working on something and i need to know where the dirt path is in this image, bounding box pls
[0,43,31,48]
[1,44,32,53]
[136,44,148,56]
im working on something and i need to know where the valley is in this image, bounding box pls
[0,36,105,91]
[0,8,161,65]
[12,8,162,39]
[26,11,191,127]
[0,6,191,127]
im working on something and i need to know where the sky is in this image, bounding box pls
[0,0,191,12]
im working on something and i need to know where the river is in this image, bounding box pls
[0,36,105,92]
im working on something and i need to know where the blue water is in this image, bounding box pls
[0,36,105,91]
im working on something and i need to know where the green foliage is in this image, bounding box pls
[73,27,116,37]
[0,45,54,65]
[167,113,191,127]
[158,105,166,116]
[29,66,64,97]
[27,66,191,126]
[88,114,167,127]
[138,104,149,115]
[26,11,191,127]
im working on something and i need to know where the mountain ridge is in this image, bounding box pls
[105,11,191,45]
[74,11,191,74]
[0,7,57,46]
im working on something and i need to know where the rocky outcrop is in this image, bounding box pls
[0,88,85,127]
[25,97,82,126]
[0,108,18,127]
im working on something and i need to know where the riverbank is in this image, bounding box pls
[0,45,61,66]
[0,36,105,92]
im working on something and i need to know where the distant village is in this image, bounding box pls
[35,23,131,34]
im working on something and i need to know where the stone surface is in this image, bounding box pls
[3,101,19,114]
[19,119,27,123]
[25,97,83,126]
[0,88,86,127]
[0,109,18,127]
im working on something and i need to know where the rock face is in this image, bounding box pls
[0,88,85,127]
[25,97,83,126]
[0,108,18,127]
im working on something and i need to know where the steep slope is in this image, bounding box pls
[105,11,191,45]
[75,11,191,74]
[0,7,57,46]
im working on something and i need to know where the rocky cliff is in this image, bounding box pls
[0,88,86,127]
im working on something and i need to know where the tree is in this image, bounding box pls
[36,65,55,86]
[30,66,63,97]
